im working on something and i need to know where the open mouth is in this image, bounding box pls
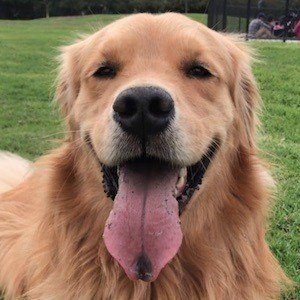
[85,134,219,281]
[101,138,219,215]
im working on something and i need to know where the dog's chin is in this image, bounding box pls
[85,133,219,282]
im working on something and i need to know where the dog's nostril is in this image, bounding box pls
[135,254,152,282]
[113,96,137,118]
[149,96,173,117]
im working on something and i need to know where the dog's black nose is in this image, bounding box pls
[113,86,174,138]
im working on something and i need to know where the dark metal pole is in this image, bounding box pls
[246,0,251,40]
[283,0,290,42]
[185,0,188,14]
[222,0,227,30]
[207,0,215,28]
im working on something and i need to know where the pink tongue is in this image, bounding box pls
[103,160,182,281]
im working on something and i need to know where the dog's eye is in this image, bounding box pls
[93,65,117,78]
[186,64,212,78]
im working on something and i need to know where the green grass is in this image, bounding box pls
[0,14,299,299]
[253,41,300,299]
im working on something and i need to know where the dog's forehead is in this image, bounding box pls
[105,13,199,34]
[97,13,219,54]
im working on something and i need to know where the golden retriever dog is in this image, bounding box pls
[0,13,289,299]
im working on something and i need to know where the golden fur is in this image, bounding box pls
[0,13,289,299]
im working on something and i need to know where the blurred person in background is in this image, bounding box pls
[267,15,276,28]
[273,21,285,37]
[294,17,300,39]
[248,12,273,39]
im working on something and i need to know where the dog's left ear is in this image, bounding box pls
[229,39,260,149]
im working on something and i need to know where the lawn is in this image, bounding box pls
[0,14,299,299]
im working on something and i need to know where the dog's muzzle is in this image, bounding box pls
[84,86,220,282]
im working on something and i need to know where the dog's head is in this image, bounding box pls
[56,13,259,282]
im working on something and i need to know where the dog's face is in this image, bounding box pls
[56,13,258,282]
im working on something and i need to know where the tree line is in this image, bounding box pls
[0,0,208,19]
[0,0,298,20]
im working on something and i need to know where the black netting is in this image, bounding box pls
[227,0,248,32]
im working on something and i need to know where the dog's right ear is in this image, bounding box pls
[55,40,85,117]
